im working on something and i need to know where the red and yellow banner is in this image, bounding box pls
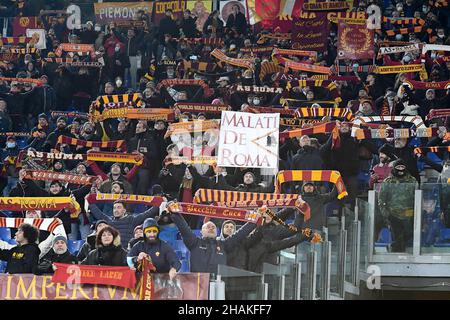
[0,273,209,300]
[52,263,136,289]
[24,170,97,185]
[337,21,374,60]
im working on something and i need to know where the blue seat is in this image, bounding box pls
[0,261,7,273]
[0,228,11,241]
[67,240,85,254]
[159,226,179,244]
[7,239,16,245]
[433,228,450,247]
[375,228,392,247]
[193,229,202,238]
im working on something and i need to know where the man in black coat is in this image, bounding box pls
[42,116,74,152]
[226,4,247,35]
[380,138,421,183]
[158,9,180,40]
[127,121,159,194]
[180,10,198,38]
[35,235,78,275]
[0,223,40,274]
[168,205,259,274]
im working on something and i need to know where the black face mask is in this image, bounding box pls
[393,168,406,177]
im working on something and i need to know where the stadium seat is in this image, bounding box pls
[375,227,392,247]
[159,226,179,244]
[433,229,450,247]
[0,261,6,273]
[0,228,11,241]
[67,240,85,254]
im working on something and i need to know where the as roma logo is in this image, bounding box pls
[19,17,30,27]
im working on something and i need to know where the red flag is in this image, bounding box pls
[12,17,38,37]
[255,0,281,20]
[52,263,137,289]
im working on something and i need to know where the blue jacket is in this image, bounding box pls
[89,204,160,248]
[128,239,181,273]
[171,213,256,274]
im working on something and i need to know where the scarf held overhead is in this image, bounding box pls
[275,170,348,199]
[23,170,97,185]
[0,217,63,234]
[0,197,81,218]
[295,107,353,120]
[193,189,311,221]
[174,103,230,113]
[210,49,254,69]
[168,202,263,225]
[56,136,126,151]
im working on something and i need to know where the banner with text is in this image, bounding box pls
[0,273,209,300]
[292,13,330,51]
[218,111,279,169]
[152,0,186,24]
[94,2,153,24]
[337,21,374,60]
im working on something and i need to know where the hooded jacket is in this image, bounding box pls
[299,183,337,230]
[292,145,324,171]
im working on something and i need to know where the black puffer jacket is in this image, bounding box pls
[36,249,78,275]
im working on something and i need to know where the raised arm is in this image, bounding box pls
[88,204,112,222]
[169,212,199,250]
[223,222,257,253]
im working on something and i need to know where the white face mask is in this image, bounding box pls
[116,80,122,87]
[431,52,437,59]
[253,98,260,105]
[95,26,101,32]
[438,33,445,39]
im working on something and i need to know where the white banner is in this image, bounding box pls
[422,44,450,55]
[379,43,420,55]
[218,111,279,169]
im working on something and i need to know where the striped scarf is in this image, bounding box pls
[385,26,432,36]
[234,84,284,94]
[95,93,142,108]
[352,115,426,131]
[378,43,421,55]
[294,108,353,120]
[332,65,376,74]
[210,49,254,69]
[281,99,338,108]
[382,17,426,26]
[286,80,342,104]
[257,33,291,44]
[23,170,97,185]
[0,197,81,219]
[275,170,348,199]
[427,109,450,120]
[92,108,174,122]
[185,38,224,46]
[56,136,126,151]
[353,127,439,139]
[414,146,450,155]
[179,60,216,73]
[310,75,359,82]
[193,189,311,221]
[174,103,230,113]
[0,217,63,235]
[279,121,337,139]
[6,47,38,54]
[0,36,32,45]
[259,61,284,81]
[273,48,318,60]
[280,118,323,127]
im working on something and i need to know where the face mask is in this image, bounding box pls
[6,142,15,148]
[423,7,429,13]
[115,47,120,52]
[397,6,403,11]
[253,98,260,105]
[395,34,403,40]
[167,71,175,78]
[431,52,437,59]
[438,34,445,39]
[247,98,253,104]
[221,172,227,177]
[116,80,122,87]
[403,55,411,63]
[95,26,101,32]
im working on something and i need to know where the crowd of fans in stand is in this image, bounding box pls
[0,0,449,279]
